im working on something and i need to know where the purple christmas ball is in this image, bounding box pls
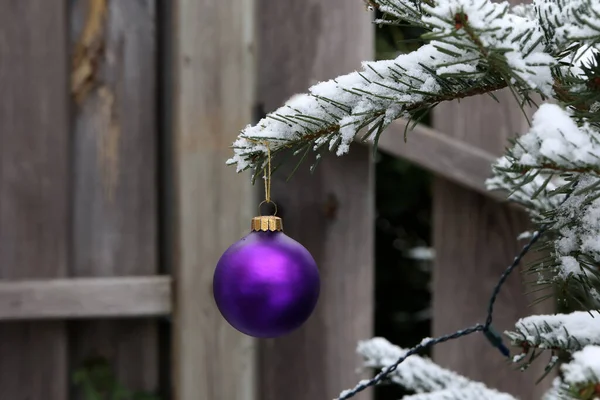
[213,228,320,338]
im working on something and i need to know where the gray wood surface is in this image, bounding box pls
[431,65,555,398]
[0,0,69,398]
[69,0,159,396]
[257,1,374,399]
[379,120,502,201]
[0,277,171,320]
[170,0,258,399]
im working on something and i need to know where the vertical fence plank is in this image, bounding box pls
[170,0,257,399]
[69,0,159,395]
[257,1,374,399]
[431,84,555,396]
[0,1,69,399]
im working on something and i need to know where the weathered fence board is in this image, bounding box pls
[0,277,171,320]
[170,0,257,399]
[431,82,555,396]
[257,1,374,399]
[69,0,159,396]
[0,1,69,399]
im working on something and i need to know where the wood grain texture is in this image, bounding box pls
[170,0,257,399]
[0,276,171,320]
[379,119,502,200]
[69,0,160,396]
[0,0,69,399]
[257,1,374,399]
[431,64,555,397]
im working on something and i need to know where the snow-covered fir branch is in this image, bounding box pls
[372,0,429,27]
[535,0,600,50]
[486,103,595,218]
[492,104,600,176]
[541,378,565,400]
[485,162,563,218]
[506,311,600,355]
[561,346,600,398]
[228,0,600,177]
[228,0,555,176]
[358,337,470,391]
[489,102,600,306]
[357,338,516,399]
[543,346,600,400]
[548,177,600,300]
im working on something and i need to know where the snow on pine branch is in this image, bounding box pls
[488,104,600,296]
[377,0,600,51]
[358,338,469,391]
[550,176,600,290]
[561,346,600,395]
[372,0,427,27]
[535,0,600,49]
[485,159,562,217]
[228,0,554,174]
[542,346,600,399]
[357,338,516,400]
[497,104,600,174]
[486,103,597,211]
[506,311,600,355]
[541,378,565,400]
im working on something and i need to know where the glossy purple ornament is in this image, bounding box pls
[213,216,320,338]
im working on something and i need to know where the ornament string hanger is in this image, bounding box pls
[253,141,282,232]
[260,141,276,214]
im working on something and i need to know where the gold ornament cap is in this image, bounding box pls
[251,215,283,232]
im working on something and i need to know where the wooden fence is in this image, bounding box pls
[0,0,553,399]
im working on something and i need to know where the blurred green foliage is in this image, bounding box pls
[73,357,160,400]
[373,11,432,400]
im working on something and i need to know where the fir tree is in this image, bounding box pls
[228,0,600,398]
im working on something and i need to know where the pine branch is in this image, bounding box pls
[563,346,600,400]
[358,337,470,392]
[536,0,600,49]
[542,378,566,400]
[485,161,563,218]
[548,346,600,400]
[554,46,600,124]
[371,0,430,27]
[492,104,600,177]
[530,176,600,309]
[228,0,555,179]
[506,311,600,362]
[357,338,516,399]
[488,103,600,308]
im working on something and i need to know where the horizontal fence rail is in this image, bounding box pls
[0,276,171,320]
[376,119,501,201]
